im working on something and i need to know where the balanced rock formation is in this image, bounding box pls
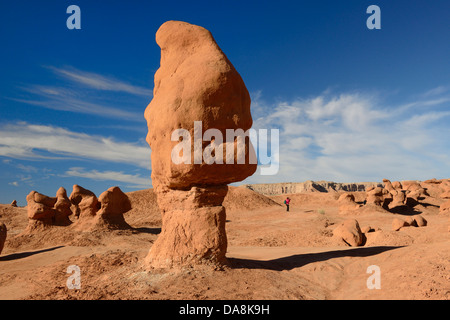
[25,187,74,230]
[69,185,99,219]
[382,179,408,210]
[54,187,73,226]
[337,193,361,214]
[95,186,132,228]
[389,189,407,210]
[365,186,391,208]
[68,185,132,230]
[403,180,429,202]
[26,190,58,228]
[332,219,364,247]
[0,223,7,255]
[144,21,257,269]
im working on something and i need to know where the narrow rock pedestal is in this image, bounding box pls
[145,186,228,269]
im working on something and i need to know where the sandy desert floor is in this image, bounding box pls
[0,186,449,300]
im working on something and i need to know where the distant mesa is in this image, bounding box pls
[245,180,383,196]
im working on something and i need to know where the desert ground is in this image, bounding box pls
[0,182,449,300]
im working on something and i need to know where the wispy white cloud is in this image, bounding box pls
[11,96,143,121]
[64,167,151,189]
[10,65,151,121]
[7,174,35,188]
[0,122,151,169]
[396,97,450,113]
[46,66,153,97]
[245,88,450,184]
[14,81,145,121]
[422,85,450,97]
[400,110,450,128]
[15,163,39,173]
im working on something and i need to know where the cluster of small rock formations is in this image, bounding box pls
[0,184,131,255]
[337,178,450,214]
[332,178,450,247]
[25,185,131,232]
[332,215,429,247]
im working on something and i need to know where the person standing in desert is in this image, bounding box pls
[284,197,290,212]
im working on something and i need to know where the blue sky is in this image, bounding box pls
[1,0,449,204]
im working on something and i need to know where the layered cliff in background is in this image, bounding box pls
[243,180,384,196]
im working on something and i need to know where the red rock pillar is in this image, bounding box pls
[144,21,256,269]
[145,186,228,268]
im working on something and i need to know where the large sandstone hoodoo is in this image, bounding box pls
[144,21,257,269]
[365,186,391,208]
[332,219,364,247]
[95,186,132,228]
[69,185,132,230]
[337,193,361,214]
[26,190,58,229]
[0,223,6,255]
[25,187,74,230]
[69,185,99,219]
[54,187,73,226]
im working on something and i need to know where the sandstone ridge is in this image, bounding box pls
[244,180,384,196]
